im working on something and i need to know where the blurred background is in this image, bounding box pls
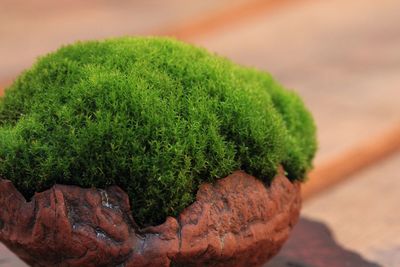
[1,0,399,266]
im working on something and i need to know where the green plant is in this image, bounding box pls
[0,37,316,226]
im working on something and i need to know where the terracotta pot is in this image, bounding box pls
[0,167,301,267]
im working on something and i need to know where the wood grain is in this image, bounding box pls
[302,152,400,266]
[1,1,400,265]
[193,0,400,200]
[0,0,249,83]
[1,0,400,202]
[266,217,381,267]
[303,124,400,200]
[162,0,306,40]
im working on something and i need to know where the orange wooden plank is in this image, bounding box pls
[187,0,400,199]
[0,0,250,83]
[163,0,307,40]
[1,0,399,203]
[303,124,400,200]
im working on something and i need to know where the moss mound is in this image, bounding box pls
[0,37,316,226]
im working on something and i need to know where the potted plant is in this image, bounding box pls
[0,37,316,267]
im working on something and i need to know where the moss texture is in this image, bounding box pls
[0,37,316,226]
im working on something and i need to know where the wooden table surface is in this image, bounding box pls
[0,0,249,83]
[191,0,400,164]
[266,217,381,267]
[302,152,400,267]
[1,0,399,266]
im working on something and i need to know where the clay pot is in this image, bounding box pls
[0,167,301,267]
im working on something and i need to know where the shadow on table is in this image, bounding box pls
[266,217,381,267]
[0,217,381,267]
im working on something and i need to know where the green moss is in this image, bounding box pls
[0,37,316,226]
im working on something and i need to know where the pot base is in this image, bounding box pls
[0,167,301,267]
